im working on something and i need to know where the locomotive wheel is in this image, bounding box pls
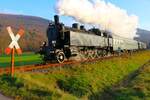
[87,50,95,59]
[87,50,92,59]
[103,50,107,57]
[56,51,65,63]
[91,50,97,59]
[97,50,103,58]
[94,50,99,58]
[84,50,89,58]
[79,51,87,60]
[107,51,112,57]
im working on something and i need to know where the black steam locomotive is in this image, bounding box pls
[38,15,146,63]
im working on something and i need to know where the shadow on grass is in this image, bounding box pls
[30,89,52,97]
[57,75,91,97]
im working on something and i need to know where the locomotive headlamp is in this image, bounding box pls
[52,40,56,44]
[52,40,56,47]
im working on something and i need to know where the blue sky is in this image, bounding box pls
[0,0,149,30]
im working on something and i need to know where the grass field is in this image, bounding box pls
[104,61,150,100]
[0,53,42,68]
[0,50,150,100]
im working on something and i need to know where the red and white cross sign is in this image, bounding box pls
[5,26,24,55]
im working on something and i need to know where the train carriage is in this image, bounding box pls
[112,35,139,51]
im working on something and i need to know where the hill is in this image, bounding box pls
[0,14,49,52]
[135,28,150,48]
[0,13,150,52]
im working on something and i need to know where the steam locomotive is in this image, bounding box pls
[38,15,147,63]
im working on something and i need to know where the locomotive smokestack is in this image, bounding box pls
[54,15,59,24]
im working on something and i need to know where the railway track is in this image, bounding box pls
[0,54,129,75]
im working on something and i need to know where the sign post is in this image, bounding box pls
[5,26,24,77]
[11,47,15,77]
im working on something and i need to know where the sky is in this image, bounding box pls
[0,0,149,30]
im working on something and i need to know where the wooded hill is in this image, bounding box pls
[0,14,49,52]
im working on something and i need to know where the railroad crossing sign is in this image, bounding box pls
[5,26,24,55]
[5,26,24,77]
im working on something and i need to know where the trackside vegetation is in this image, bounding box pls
[0,50,150,100]
[102,61,150,100]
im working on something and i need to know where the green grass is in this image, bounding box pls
[0,52,42,68]
[0,50,150,100]
[105,61,150,100]
[0,74,53,100]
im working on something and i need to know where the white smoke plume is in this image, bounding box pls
[56,0,139,39]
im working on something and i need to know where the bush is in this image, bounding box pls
[0,74,52,100]
[0,74,24,88]
[57,75,91,97]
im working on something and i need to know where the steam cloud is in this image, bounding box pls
[56,0,139,39]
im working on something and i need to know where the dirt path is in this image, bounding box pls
[0,93,12,100]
